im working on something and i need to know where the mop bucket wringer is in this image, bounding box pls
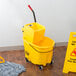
[22,22,45,43]
[22,5,55,69]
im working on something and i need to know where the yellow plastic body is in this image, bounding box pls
[63,32,76,73]
[23,37,55,66]
[0,56,5,63]
[22,23,45,43]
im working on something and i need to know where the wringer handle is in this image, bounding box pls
[28,5,37,22]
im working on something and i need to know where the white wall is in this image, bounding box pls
[0,0,76,47]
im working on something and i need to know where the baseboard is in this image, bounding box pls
[55,42,68,47]
[0,46,24,52]
[0,42,68,52]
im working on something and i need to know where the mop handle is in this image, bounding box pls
[28,5,37,22]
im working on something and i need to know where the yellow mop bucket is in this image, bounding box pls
[22,5,55,70]
[23,37,55,67]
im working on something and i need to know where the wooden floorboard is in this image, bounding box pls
[0,46,75,76]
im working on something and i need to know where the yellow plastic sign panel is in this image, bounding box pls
[63,32,76,73]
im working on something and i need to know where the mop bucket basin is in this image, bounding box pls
[23,37,55,66]
[22,22,45,43]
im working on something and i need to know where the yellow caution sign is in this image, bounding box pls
[63,32,76,73]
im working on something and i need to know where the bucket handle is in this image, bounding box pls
[0,56,5,63]
[23,39,53,53]
[29,44,53,53]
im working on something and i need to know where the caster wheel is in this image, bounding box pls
[25,58,29,62]
[39,66,43,70]
[50,61,54,64]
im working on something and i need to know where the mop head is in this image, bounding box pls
[0,61,26,76]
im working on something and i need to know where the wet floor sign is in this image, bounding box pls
[63,32,76,73]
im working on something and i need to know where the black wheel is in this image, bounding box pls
[39,66,43,70]
[50,61,54,64]
[25,58,29,62]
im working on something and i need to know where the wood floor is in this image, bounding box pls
[0,46,76,76]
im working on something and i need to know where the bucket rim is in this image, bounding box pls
[23,38,55,49]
